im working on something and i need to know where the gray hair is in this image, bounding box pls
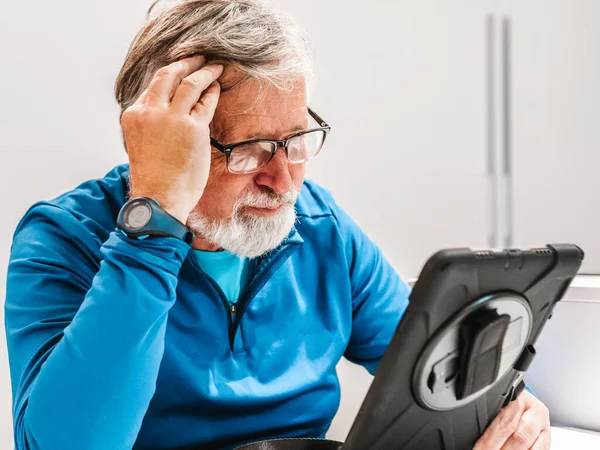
[115,0,314,113]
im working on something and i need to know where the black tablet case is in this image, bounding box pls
[343,244,583,450]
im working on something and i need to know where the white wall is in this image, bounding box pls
[0,271,10,448]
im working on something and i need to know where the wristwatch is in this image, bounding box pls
[117,197,194,244]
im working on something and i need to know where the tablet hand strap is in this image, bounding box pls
[456,309,511,400]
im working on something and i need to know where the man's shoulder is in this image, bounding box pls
[17,164,129,245]
[296,179,339,220]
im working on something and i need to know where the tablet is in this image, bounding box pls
[343,244,583,450]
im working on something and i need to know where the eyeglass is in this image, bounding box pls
[210,108,330,174]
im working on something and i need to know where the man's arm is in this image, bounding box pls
[5,55,224,450]
[5,203,190,450]
[328,201,410,375]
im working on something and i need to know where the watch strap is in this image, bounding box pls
[117,197,194,245]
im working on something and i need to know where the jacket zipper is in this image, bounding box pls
[230,243,300,348]
[188,239,302,351]
[202,275,234,326]
[229,303,237,323]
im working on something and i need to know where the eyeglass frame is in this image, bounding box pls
[210,107,330,174]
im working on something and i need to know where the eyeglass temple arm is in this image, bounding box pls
[308,108,329,128]
[210,137,227,152]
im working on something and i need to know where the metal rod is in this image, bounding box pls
[487,15,498,248]
[502,17,513,248]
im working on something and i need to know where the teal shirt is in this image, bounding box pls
[193,249,252,304]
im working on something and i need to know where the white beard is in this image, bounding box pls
[187,187,299,259]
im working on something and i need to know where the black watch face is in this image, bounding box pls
[124,200,152,230]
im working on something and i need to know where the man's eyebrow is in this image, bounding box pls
[241,124,307,141]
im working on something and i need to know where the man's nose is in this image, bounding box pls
[254,148,294,195]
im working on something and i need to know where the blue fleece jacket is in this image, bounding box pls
[4,165,410,450]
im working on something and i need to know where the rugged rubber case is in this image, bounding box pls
[343,244,583,450]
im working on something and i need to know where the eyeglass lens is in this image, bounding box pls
[227,130,326,174]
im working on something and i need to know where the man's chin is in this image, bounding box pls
[186,207,296,259]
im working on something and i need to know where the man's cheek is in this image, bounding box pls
[291,164,306,191]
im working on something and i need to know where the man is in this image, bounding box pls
[4,0,550,449]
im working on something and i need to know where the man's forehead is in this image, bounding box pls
[217,78,306,114]
[213,71,308,140]
[217,97,306,118]
[215,113,307,142]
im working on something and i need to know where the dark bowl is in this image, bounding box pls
[234,438,343,450]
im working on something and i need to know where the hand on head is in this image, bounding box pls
[122,55,223,224]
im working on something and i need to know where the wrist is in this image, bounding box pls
[156,204,189,226]
[129,192,190,225]
[117,197,194,244]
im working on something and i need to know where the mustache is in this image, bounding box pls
[236,187,299,209]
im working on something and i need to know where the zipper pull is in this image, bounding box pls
[230,304,237,322]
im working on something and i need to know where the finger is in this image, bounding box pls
[529,429,551,450]
[143,55,207,105]
[500,407,545,450]
[171,64,224,114]
[474,394,527,450]
[192,81,221,122]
